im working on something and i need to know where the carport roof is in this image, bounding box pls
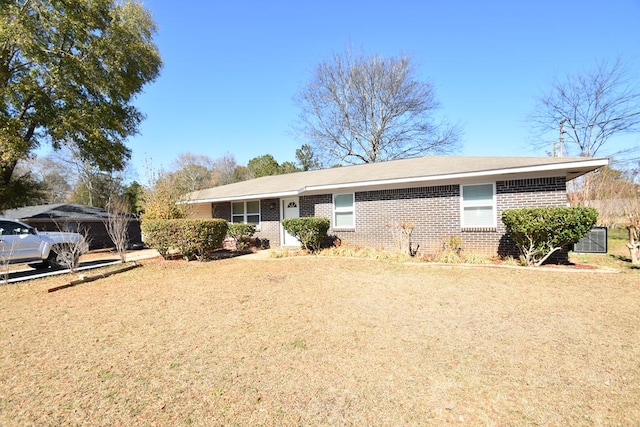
[1,203,111,221]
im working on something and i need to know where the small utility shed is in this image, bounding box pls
[1,203,142,250]
[183,156,608,256]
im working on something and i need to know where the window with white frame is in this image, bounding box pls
[461,183,496,228]
[333,193,355,228]
[231,200,260,225]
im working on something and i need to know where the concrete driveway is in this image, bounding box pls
[1,249,160,284]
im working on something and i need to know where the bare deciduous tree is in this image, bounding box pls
[22,156,73,203]
[50,221,91,273]
[105,198,131,263]
[0,236,18,284]
[212,153,250,186]
[52,143,129,208]
[295,48,462,165]
[577,164,640,264]
[171,153,217,192]
[625,199,640,265]
[530,58,640,158]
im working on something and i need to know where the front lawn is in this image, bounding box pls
[1,257,638,425]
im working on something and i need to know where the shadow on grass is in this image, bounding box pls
[160,249,254,262]
[208,249,253,260]
[2,258,120,283]
[611,254,632,263]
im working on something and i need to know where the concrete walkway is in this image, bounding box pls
[121,249,161,261]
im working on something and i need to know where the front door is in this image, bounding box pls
[281,197,300,247]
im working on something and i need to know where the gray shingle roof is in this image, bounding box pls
[1,203,111,220]
[185,155,608,203]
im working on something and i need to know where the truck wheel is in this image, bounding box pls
[46,250,64,270]
[47,248,79,270]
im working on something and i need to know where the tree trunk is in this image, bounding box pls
[628,243,640,265]
[1,160,17,187]
[628,226,640,265]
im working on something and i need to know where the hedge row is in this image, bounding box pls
[141,219,228,260]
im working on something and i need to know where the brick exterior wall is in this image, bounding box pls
[206,175,567,257]
[493,176,567,257]
[301,176,567,257]
[258,199,281,246]
[211,199,282,246]
[341,185,459,253]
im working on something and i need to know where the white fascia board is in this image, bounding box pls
[182,190,300,204]
[303,158,609,193]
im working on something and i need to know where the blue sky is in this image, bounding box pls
[124,0,640,176]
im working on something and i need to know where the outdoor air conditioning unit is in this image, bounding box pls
[573,227,608,254]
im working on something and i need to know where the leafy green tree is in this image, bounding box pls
[0,0,162,209]
[69,172,123,209]
[247,154,301,178]
[123,181,144,214]
[247,154,280,178]
[295,144,321,171]
[0,172,45,211]
[232,165,252,182]
[279,161,299,174]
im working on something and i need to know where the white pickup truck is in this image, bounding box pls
[0,218,85,269]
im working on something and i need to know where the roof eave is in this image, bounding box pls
[183,157,609,203]
[304,158,610,194]
[181,190,300,204]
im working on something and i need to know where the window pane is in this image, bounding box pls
[232,202,244,215]
[463,184,493,202]
[247,215,260,225]
[231,215,244,223]
[335,212,354,228]
[246,201,260,214]
[463,207,493,227]
[335,194,353,209]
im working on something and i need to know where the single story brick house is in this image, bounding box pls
[183,156,608,256]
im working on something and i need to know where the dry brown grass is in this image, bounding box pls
[1,256,639,426]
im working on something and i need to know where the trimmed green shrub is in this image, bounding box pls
[227,223,256,242]
[141,219,228,260]
[502,207,598,266]
[227,222,257,251]
[282,217,330,253]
